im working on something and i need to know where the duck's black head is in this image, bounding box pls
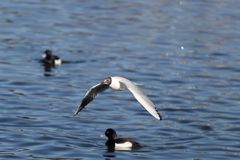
[105,128,117,139]
[44,49,53,59]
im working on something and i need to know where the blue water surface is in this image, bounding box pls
[0,0,240,159]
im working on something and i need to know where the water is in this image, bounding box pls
[1,0,240,159]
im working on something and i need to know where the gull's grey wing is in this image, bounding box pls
[114,76,162,120]
[75,83,109,115]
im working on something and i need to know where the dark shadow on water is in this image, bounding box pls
[29,155,83,160]
[39,59,85,77]
[103,152,116,159]
[39,59,57,76]
[61,60,86,64]
[103,144,145,159]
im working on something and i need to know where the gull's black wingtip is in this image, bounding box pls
[73,111,79,116]
[159,115,163,120]
[157,111,163,121]
[74,104,85,116]
[74,108,81,116]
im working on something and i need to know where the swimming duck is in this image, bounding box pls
[41,49,62,66]
[75,76,162,120]
[105,128,141,151]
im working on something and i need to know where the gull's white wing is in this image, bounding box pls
[112,76,162,120]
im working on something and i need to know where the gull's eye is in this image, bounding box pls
[103,77,111,84]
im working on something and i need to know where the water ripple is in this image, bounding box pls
[1,0,240,159]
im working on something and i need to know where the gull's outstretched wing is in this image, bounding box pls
[75,83,109,115]
[113,76,162,120]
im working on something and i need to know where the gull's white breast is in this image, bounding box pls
[110,77,126,90]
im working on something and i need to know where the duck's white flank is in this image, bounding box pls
[115,141,133,148]
[54,59,62,65]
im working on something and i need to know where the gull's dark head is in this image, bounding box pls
[105,128,117,139]
[102,77,112,85]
